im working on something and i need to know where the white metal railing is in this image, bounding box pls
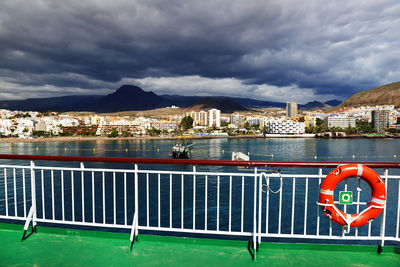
[0,160,399,251]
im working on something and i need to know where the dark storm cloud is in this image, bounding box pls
[0,0,399,101]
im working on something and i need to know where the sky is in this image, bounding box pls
[0,0,399,104]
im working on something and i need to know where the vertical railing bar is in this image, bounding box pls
[169,174,172,228]
[355,175,361,237]
[368,218,372,237]
[91,171,94,223]
[124,172,127,226]
[102,171,105,224]
[344,178,348,214]
[158,173,160,228]
[81,163,85,223]
[61,170,64,221]
[278,174,282,235]
[241,176,244,233]
[253,168,257,250]
[4,168,8,216]
[181,174,184,229]
[217,175,220,231]
[22,169,26,218]
[13,168,17,217]
[265,176,270,234]
[291,177,295,235]
[23,169,26,218]
[303,177,309,235]
[30,161,37,228]
[113,172,116,225]
[134,164,139,236]
[41,169,45,219]
[4,168,8,217]
[71,170,75,222]
[329,220,332,236]
[258,172,262,243]
[317,169,322,236]
[205,175,208,230]
[146,173,149,227]
[193,166,196,230]
[51,170,54,220]
[396,176,400,238]
[379,169,388,246]
[229,175,232,232]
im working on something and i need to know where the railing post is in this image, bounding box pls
[257,168,262,245]
[316,168,322,236]
[130,163,139,250]
[193,165,196,230]
[30,161,37,232]
[134,164,139,237]
[80,162,85,223]
[378,168,388,252]
[253,167,257,252]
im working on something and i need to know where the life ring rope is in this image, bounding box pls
[317,164,386,232]
[317,201,384,234]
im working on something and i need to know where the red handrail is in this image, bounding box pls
[0,154,400,168]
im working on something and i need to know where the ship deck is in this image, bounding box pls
[0,223,399,266]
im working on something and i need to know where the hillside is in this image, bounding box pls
[0,95,101,112]
[87,85,167,112]
[185,97,246,113]
[0,84,341,113]
[339,82,400,108]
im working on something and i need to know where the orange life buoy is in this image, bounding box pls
[318,164,386,227]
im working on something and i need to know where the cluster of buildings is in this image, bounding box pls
[185,109,221,128]
[0,109,182,138]
[308,105,400,133]
[0,101,399,138]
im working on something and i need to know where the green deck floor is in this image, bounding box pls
[0,223,399,266]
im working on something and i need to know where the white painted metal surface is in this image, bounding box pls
[0,161,399,247]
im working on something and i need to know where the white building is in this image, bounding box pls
[230,113,245,127]
[186,111,208,126]
[0,119,12,136]
[90,115,104,125]
[286,101,298,118]
[324,117,356,128]
[15,119,34,137]
[246,117,262,126]
[149,121,179,132]
[265,120,305,134]
[208,109,221,128]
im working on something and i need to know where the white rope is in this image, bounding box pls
[260,170,283,194]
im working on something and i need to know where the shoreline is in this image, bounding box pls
[0,133,398,144]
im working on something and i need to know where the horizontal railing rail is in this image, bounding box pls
[0,154,400,168]
[0,154,399,256]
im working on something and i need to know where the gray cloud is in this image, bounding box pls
[0,0,399,102]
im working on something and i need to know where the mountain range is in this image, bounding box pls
[0,84,341,113]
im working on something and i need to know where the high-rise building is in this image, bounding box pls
[185,111,208,126]
[371,110,390,132]
[230,113,245,127]
[208,109,221,128]
[286,101,298,118]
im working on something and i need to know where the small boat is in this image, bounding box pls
[170,142,194,159]
[232,152,250,170]
[232,152,249,161]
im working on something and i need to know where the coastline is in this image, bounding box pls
[0,133,398,144]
